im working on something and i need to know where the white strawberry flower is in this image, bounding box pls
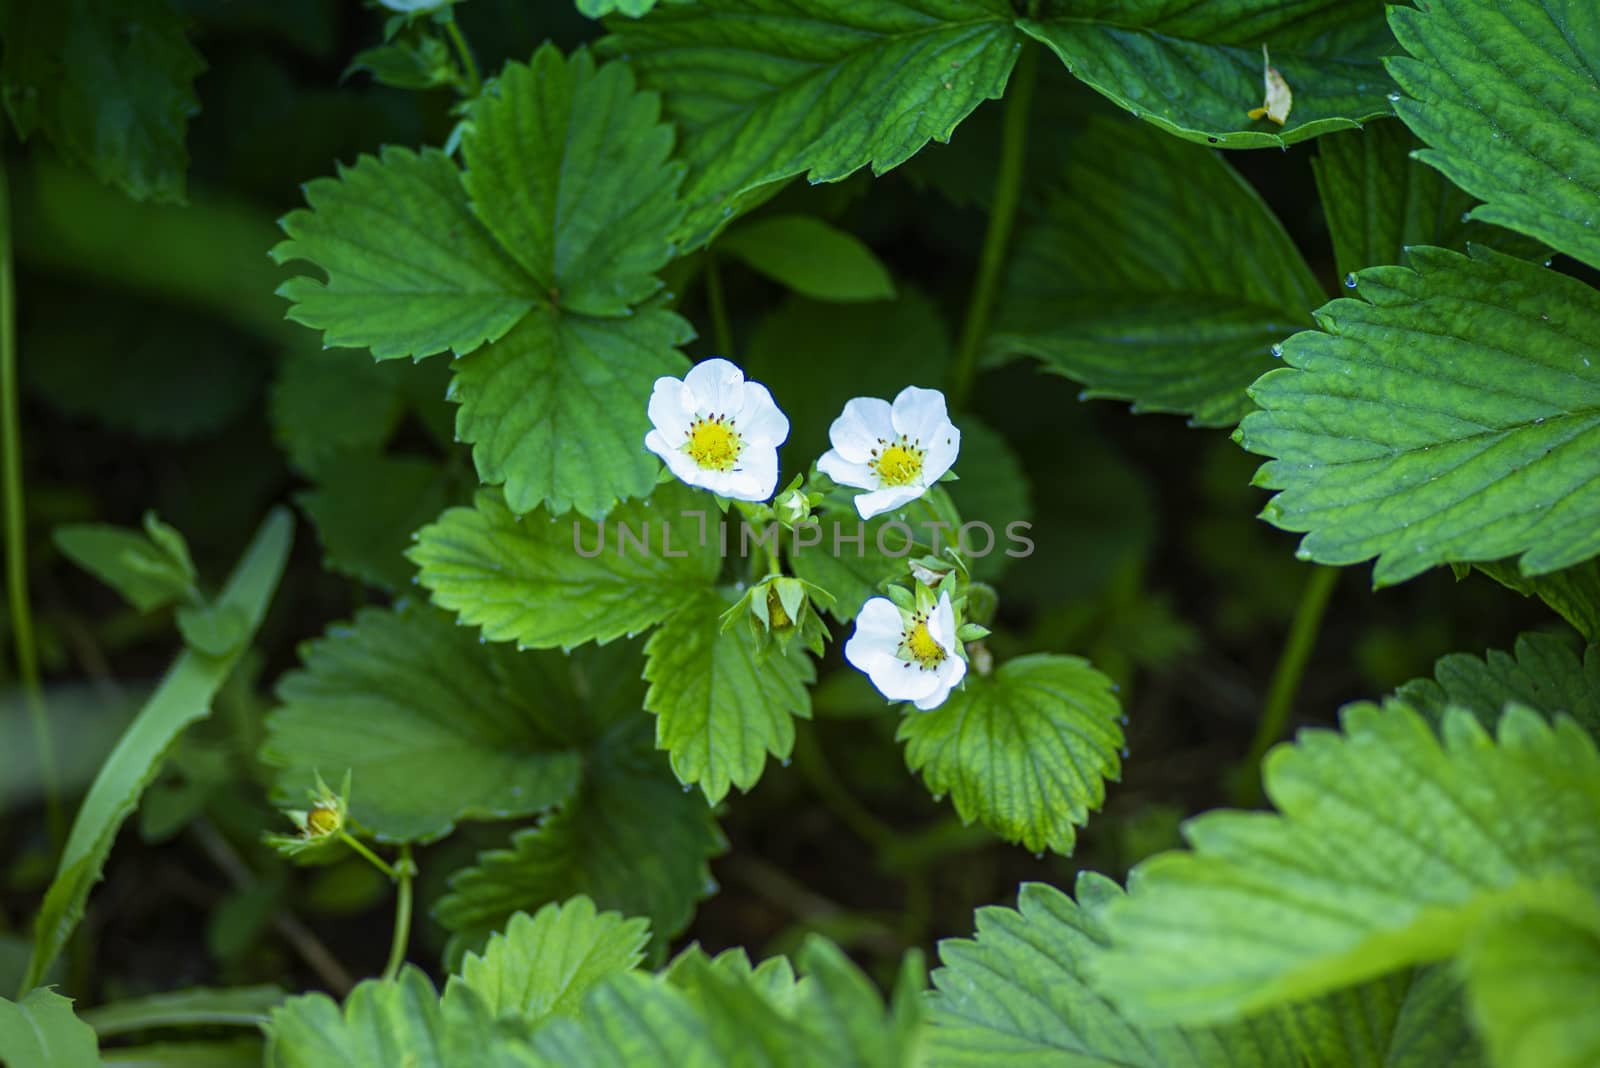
[844,591,966,711]
[645,358,790,501]
[817,386,960,519]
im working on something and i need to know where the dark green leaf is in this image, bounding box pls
[1396,631,1599,739]
[992,119,1322,426]
[1472,558,1600,643]
[298,454,462,591]
[718,215,895,302]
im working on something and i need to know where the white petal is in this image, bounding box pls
[724,444,779,501]
[890,386,952,447]
[683,358,745,415]
[644,429,676,466]
[852,597,905,646]
[647,377,693,441]
[928,592,958,652]
[734,381,790,446]
[921,424,961,482]
[913,656,966,710]
[872,658,944,703]
[817,450,876,491]
[828,397,895,463]
[658,442,722,492]
[854,484,924,520]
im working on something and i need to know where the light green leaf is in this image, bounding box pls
[793,936,920,1068]
[263,604,583,843]
[662,948,813,1066]
[175,602,249,657]
[0,0,203,202]
[54,514,196,613]
[929,875,1301,1067]
[578,0,661,16]
[898,654,1123,855]
[412,484,720,649]
[521,973,719,1067]
[450,307,692,519]
[24,510,293,992]
[1473,558,1600,643]
[1280,967,1483,1068]
[266,969,507,1068]
[461,46,683,317]
[446,898,649,1026]
[0,988,99,1068]
[1312,119,1534,279]
[718,215,895,302]
[1387,0,1600,271]
[604,0,1021,247]
[1459,905,1600,1068]
[644,591,815,802]
[1396,632,1599,738]
[434,642,724,957]
[298,454,461,591]
[1091,703,1600,1024]
[271,146,535,360]
[82,985,284,1037]
[1237,245,1600,585]
[991,118,1321,427]
[1019,0,1394,150]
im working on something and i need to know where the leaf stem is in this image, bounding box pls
[445,17,482,97]
[0,160,62,847]
[705,252,735,358]
[948,43,1037,409]
[1234,564,1340,806]
[339,831,398,881]
[380,845,415,982]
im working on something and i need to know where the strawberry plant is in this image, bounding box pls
[1,0,1597,1065]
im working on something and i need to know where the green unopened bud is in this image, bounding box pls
[774,486,811,526]
[964,582,999,626]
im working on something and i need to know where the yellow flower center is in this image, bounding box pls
[685,415,743,472]
[306,803,342,837]
[872,437,925,487]
[903,616,947,669]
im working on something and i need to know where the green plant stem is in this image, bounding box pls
[705,253,735,358]
[948,43,1037,409]
[381,845,415,982]
[0,162,62,848]
[340,831,398,881]
[446,18,482,97]
[1234,565,1340,806]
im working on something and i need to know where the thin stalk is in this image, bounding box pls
[446,18,482,97]
[705,253,735,358]
[1,161,62,846]
[948,44,1038,409]
[380,846,416,982]
[339,831,398,881]
[1234,565,1340,806]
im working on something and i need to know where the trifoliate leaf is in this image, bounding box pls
[644,591,815,802]
[930,874,1482,1068]
[1091,703,1600,1024]
[1472,558,1600,643]
[1388,0,1600,271]
[1396,632,1599,739]
[0,0,204,202]
[445,897,649,1026]
[604,0,1022,247]
[461,45,683,317]
[450,307,692,519]
[898,654,1123,855]
[1237,245,1600,586]
[1459,905,1600,1068]
[0,988,99,1068]
[412,484,720,649]
[298,454,463,591]
[1018,0,1394,150]
[717,215,895,303]
[272,146,535,360]
[262,604,583,843]
[436,642,724,959]
[991,119,1321,427]
[1312,120,1537,280]
[54,515,196,613]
